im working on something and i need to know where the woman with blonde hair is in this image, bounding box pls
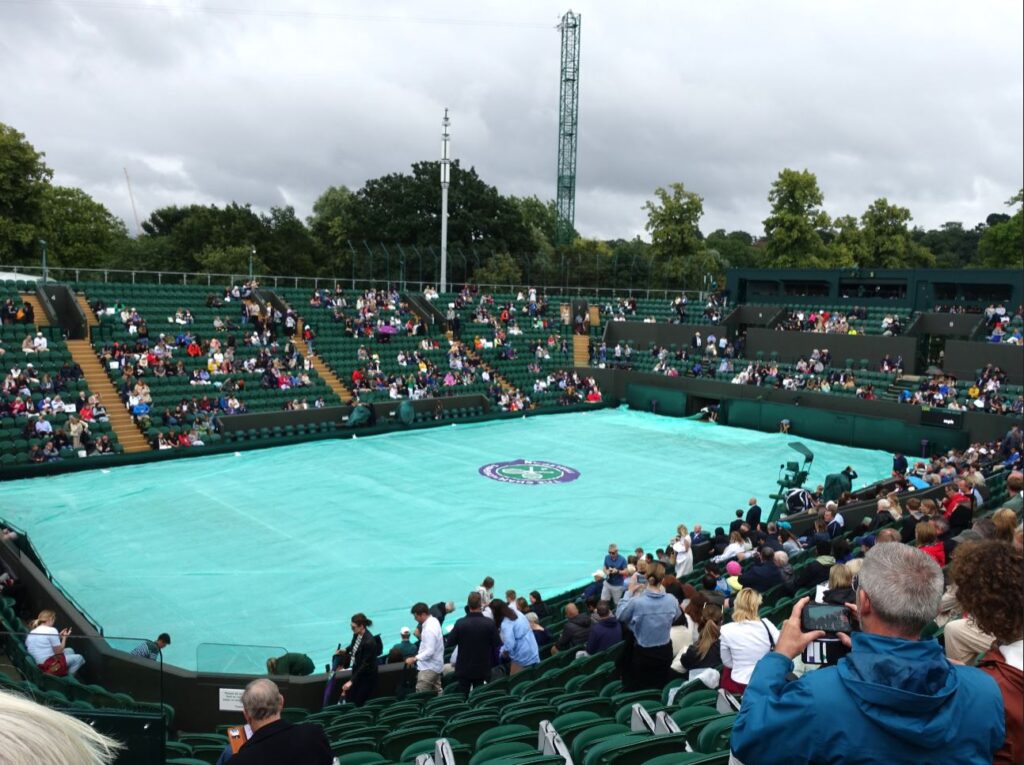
[672,524,693,577]
[822,563,856,606]
[713,531,746,564]
[25,610,85,676]
[992,508,1017,544]
[719,588,779,694]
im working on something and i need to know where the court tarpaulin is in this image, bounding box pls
[0,408,893,671]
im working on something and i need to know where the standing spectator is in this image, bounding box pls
[446,591,500,695]
[340,613,379,707]
[130,633,171,661]
[745,498,762,528]
[475,576,495,609]
[951,540,1023,765]
[730,544,1005,765]
[429,601,455,625]
[492,600,539,674]
[405,602,444,694]
[719,588,779,694]
[672,524,693,577]
[616,563,679,690]
[601,543,628,606]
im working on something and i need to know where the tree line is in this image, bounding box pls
[1,122,1020,290]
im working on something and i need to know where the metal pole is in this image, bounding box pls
[39,240,47,283]
[347,240,358,289]
[249,246,255,280]
[440,108,451,293]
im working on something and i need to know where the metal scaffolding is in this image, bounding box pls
[555,10,580,247]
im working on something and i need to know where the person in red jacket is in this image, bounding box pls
[951,540,1023,765]
[915,521,946,567]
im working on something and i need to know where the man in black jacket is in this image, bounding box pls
[552,603,591,654]
[738,547,783,593]
[446,591,500,695]
[231,678,331,765]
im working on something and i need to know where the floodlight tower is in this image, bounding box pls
[555,10,580,247]
[440,108,451,292]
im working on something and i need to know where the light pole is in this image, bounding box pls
[249,246,255,280]
[440,108,451,293]
[39,239,48,283]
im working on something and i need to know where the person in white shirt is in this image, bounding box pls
[405,602,444,694]
[25,609,85,675]
[33,332,48,352]
[719,588,779,693]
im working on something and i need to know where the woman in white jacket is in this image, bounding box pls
[719,588,779,694]
[713,531,747,564]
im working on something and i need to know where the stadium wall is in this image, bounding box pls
[943,340,1023,384]
[743,328,919,369]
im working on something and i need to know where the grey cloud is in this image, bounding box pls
[0,0,1020,246]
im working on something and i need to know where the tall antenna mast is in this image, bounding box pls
[555,10,580,246]
[123,167,141,236]
[440,108,451,293]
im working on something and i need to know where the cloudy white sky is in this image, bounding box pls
[1,0,1021,241]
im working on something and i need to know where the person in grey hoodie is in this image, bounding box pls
[553,603,591,653]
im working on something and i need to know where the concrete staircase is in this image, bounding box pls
[65,340,152,453]
[292,329,354,404]
[573,334,590,367]
[76,294,99,328]
[462,344,518,395]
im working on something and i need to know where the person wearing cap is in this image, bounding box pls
[391,627,417,659]
[582,570,605,602]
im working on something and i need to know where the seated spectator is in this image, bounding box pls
[25,610,85,676]
[586,602,622,654]
[552,603,590,653]
[231,678,331,764]
[678,603,723,676]
[916,521,946,567]
[821,563,856,606]
[796,540,836,588]
[719,588,779,694]
[0,689,122,764]
[525,612,552,649]
[738,546,783,593]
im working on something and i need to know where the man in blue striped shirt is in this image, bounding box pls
[130,633,170,661]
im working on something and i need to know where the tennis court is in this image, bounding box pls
[0,408,893,671]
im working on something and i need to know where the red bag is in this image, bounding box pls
[39,654,68,677]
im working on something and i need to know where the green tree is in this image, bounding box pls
[308,185,355,276]
[912,221,983,269]
[471,252,522,288]
[194,244,268,277]
[859,198,935,268]
[762,169,830,268]
[705,229,761,269]
[977,189,1024,268]
[38,186,130,269]
[345,160,533,256]
[826,215,866,268]
[643,183,707,289]
[0,123,54,261]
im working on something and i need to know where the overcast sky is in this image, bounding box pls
[2,0,1021,242]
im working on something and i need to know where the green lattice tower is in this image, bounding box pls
[555,10,580,247]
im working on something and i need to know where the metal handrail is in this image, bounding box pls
[1,263,707,303]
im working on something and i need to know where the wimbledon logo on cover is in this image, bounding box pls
[479,459,580,485]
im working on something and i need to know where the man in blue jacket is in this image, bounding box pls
[730,542,1004,765]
